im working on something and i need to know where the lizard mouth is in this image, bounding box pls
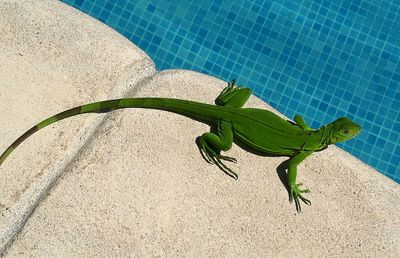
[353,126,361,137]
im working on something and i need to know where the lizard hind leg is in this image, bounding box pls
[196,120,238,179]
[215,79,252,108]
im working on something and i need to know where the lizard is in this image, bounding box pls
[0,80,361,212]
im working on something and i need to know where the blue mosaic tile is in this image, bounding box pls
[61,0,400,183]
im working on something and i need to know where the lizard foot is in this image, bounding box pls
[289,183,311,213]
[197,137,238,180]
[212,155,238,180]
[215,79,239,104]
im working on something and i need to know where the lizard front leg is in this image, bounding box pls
[197,120,238,179]
[287,150,314,212]
[294,115,313,132]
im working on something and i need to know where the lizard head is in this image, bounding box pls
[328,117,361,143]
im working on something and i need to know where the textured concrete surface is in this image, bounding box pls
[0,0,155,253]
[1,0,399,257]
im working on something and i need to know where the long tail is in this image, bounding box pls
[0,98,219,166]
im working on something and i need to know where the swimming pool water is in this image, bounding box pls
[62,0,400,183]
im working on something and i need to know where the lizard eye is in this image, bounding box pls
[343,129,349,134]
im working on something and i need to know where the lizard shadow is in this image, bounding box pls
[232,136,290,193]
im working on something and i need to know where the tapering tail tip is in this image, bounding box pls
[0,146,14,166]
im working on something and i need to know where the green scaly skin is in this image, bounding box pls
[0,80,361,212]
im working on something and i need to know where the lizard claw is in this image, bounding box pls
[212,155,238,180]
[218,79,238,96]
[197,137,238,179]
[217,154,237,163]
[289,183,311,213]
[227,79,236,88]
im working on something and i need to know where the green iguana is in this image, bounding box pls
[0,80,361,212]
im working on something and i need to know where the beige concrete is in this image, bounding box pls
[2,70,399,257]
[0,0,155,253]
[1,0,399,257]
